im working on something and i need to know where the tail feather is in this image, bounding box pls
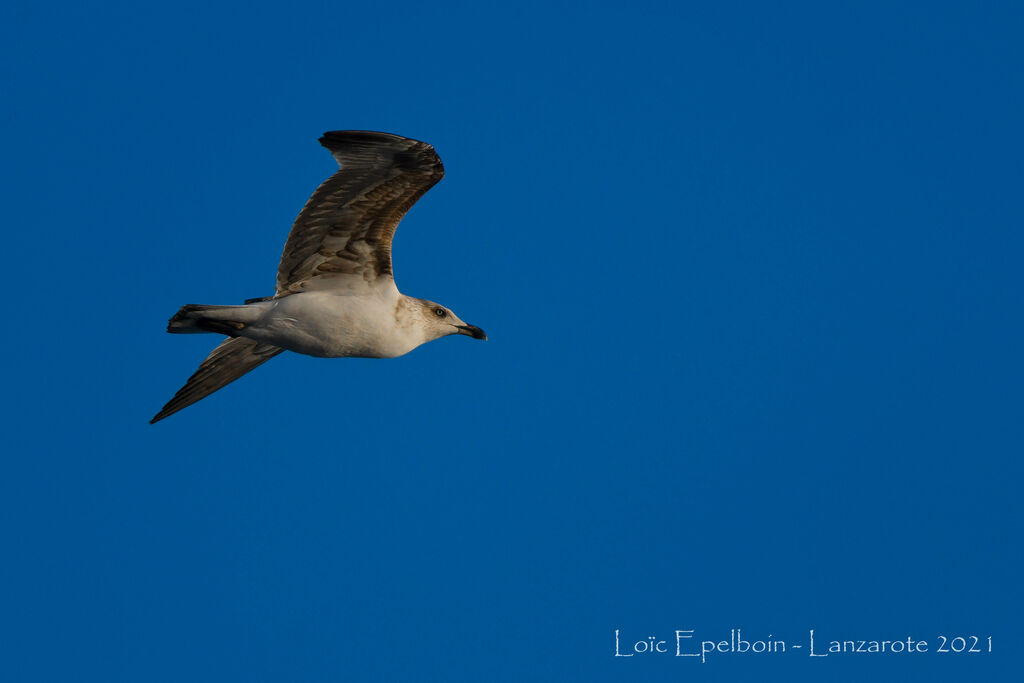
[150,337,284,423]
[167,303,262,335]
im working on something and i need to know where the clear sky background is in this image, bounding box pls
[2,1,1021,681]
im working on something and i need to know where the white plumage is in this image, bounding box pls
[151,130,485,423]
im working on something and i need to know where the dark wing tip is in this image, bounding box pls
[319,130,413,147]
[150,407,173,424]
[150,395,189,423]
[318,130,443,176]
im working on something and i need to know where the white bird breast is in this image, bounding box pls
[247,289,422,359]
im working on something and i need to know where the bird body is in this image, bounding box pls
[241,288,417,359]
[173,288,440,359]
[151,130,485,423]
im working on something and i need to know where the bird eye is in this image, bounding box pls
[434,308,447,318]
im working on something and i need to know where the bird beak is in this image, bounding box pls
[456,324,487,340]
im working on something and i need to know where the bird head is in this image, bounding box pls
[417,299,487,342]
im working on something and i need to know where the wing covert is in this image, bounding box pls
[275,131,444,295]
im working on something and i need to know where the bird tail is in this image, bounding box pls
[167,304,265,336]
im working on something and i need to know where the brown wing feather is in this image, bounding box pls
[275,131,444,295]
[150,337,284,423]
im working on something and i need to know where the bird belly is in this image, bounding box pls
[243,292,420,359]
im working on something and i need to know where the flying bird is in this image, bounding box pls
[151,130,486,423]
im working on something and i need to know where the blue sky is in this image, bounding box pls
[1,1,1021,681]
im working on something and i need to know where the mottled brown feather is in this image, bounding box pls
[150,337,284,423]
[275,131,444,295]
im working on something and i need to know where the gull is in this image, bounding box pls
[151,130,486,423]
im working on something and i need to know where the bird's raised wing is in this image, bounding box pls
[275,131,444,296]
[150,337,284,423]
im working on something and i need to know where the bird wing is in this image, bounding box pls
[275,130,445,296]
[150,337,284,423]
